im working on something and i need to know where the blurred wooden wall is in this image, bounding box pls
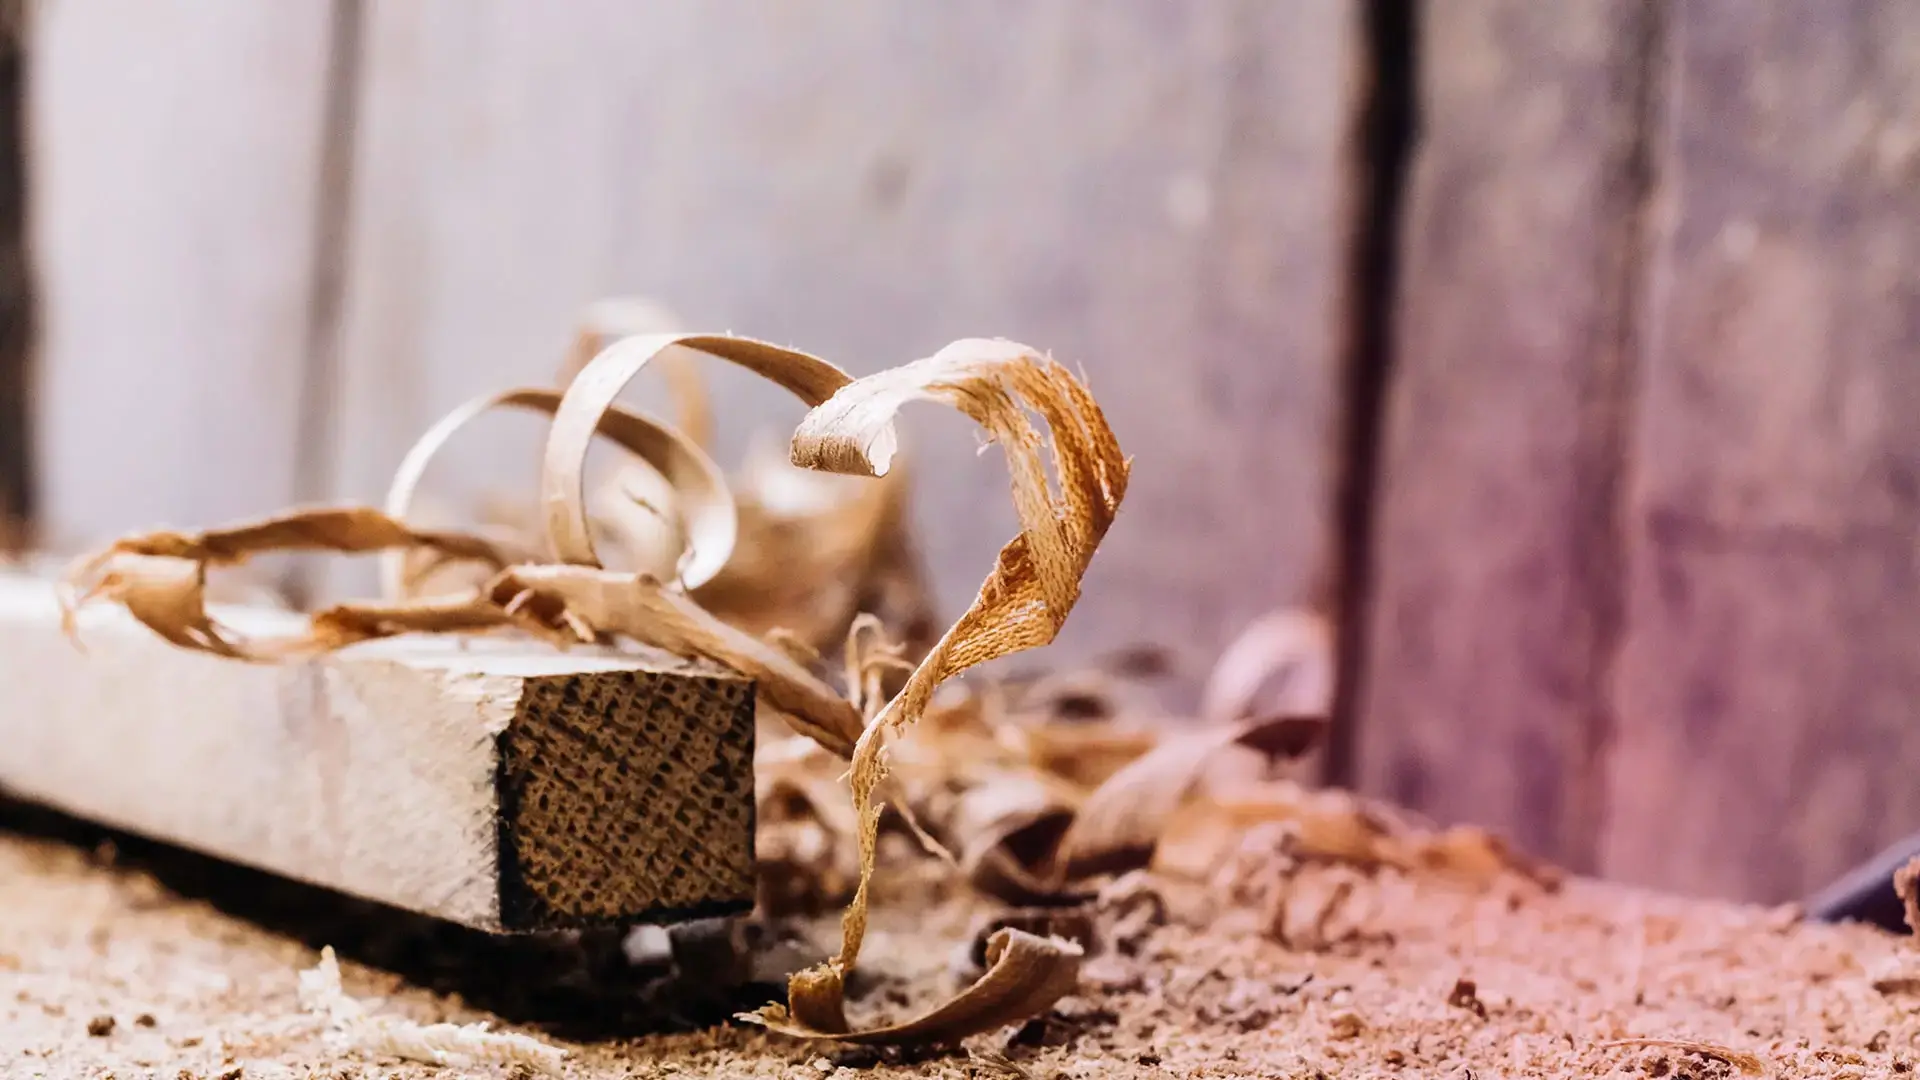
[15,0,1920,905]
[0,0,27,551]
[1355,0,1920,904]
[28,0,1360,681]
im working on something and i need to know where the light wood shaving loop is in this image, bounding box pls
[383,386,735,597]
[1200,609,1335,723]
[544,334,859,570]
[562,298,713,449]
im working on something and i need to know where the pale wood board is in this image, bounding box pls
[1603,0,1920,902]
[1352,0,1655,870]
[0,574,757,931]
[27,0,336,552]
[322,0,1359,681]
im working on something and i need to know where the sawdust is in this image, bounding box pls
[3,812,1916,1079]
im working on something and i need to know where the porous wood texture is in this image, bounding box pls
[0,575,756,930]
[498,671,757,928]
[1357,0,1920,903]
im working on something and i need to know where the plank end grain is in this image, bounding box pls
[494,662,757,930]
[0,575,757,932]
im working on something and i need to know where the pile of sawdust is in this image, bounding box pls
[2,816,1916,1079]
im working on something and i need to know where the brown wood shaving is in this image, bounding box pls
[779,340,1129,992]
[741,928,1083,1046]
[1198,608,1334,723]
[1052,714,1328,880]
[58,508,510,659]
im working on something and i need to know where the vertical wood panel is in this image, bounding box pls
[29,0,335,550]
[0,0,28,551]
[326,1,1360,675]
[1603,0,1920,902]
[1353,0,1655,867]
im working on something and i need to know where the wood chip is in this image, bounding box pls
[743,928,1082,1045]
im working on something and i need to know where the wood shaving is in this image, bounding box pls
[743,928,1083,1045]
[1053,714,1328,879]
[1147,781,1560,891]
[58,508,509,659]
[382,384,737,595]
[759,339,1130,1036]
[1198,608,1335,723]
[299,946,566,1076]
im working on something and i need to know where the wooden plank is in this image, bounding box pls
[324,1,1359,676]
[1602,0,1920,902]
[1351,0,1657,868]
[0,575,757,931]
[27,1,337,551]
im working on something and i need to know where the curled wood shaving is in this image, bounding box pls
[382,386,736,596]
[952,776,1087,907]
[561,305,938,661]
[562,297,711,448]
[741,928,1083,1045]
[784,339,1128,978]
[1200,609,1335,723]
[1053,713,1328,880]
[59,508,509,659]
[543,332,858,570]
[958,909,1097,978]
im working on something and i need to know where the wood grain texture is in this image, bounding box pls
[1602,0,1920,902]
[0,575,756,931]
[323,1,1358,679]
[27,0,335,551]
[1352,0,1656,869]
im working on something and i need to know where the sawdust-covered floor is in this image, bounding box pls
[3,808,1918,1080]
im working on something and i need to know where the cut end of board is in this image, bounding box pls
[495,667,757,930]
